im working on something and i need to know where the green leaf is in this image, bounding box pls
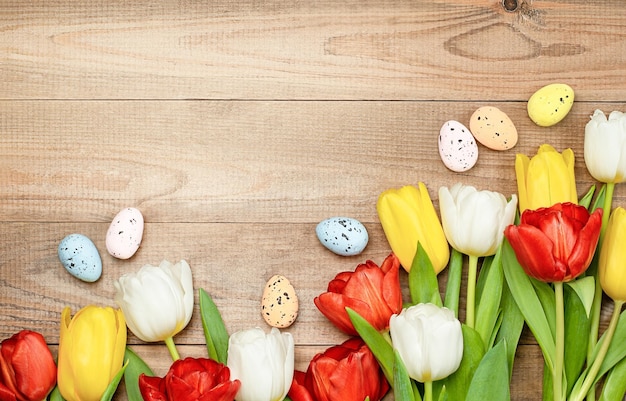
[346,307,395,383]
[543,361,554,401]
[566,277,596,318]
[578,185,596,209]
[437,386,447,401]
[474,255,493,304]
[393,349,418,401]
[49,386,65,401]
[438,325,485,401]
[563,283,590,395]
[530,279,556,340]
[408,242,442,307]
[123,347,154,401]
[444,248,463,317]
[494,279,525,377]
[199,288,230,364]
[465,340,510,401]
[599,355,626,401]
[591,183,607,212]
[502,239,555,371]
[100,361,128,401]
[475,245,504,349]
[594,309,626,380]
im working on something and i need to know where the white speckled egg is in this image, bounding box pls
[261,274,299,328]
[438,120,478,172]
[469,106,518,150]
[316,217,368,256]
[58,234,102,282]
[106,207,144,259]
[527,83,575,127]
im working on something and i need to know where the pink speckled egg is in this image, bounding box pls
[438,120,478,172]
[106,207,144,259]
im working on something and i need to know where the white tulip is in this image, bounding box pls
[584,109,626,183]
[227,327,294,401]
[390,303,463,382]
[114,259,194,342]
[439,183,517,257]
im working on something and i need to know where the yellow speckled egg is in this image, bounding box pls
[469,106,518,150]
[261,274,299,328]
[527,83,575,127]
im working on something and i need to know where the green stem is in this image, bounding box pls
[466,254,478,329]
[571,300,624,401]
[165,336,180,361]
[554,282,565,401]
[424,380,433,401]
[586,182,614,401]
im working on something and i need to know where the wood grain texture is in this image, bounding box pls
[1,0,626,400]
[2,0,626,100]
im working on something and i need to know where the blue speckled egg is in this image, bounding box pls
[58,234,102,282]
[316,217,369,256]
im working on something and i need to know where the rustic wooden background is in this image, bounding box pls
[2,0,626,399]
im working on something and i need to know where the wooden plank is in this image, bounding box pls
[1,0,626,100]
[0,221,617,344]
[3,100,626,223]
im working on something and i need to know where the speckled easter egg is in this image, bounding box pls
[316,217,368,256]
[261,274,299,328]
[527,83,575,127]
[58,234,102,282]
[438,120,478,172]
[469,106,518,151]
[106,207,144,259]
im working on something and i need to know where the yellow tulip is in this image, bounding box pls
[376,183,450,273]
[515,144,577,213]
[599,207,626,302]
[57,305,127,401]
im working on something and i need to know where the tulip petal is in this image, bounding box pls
[0,383,17,401]
[600,208,626,301]
[567,209,602,280]
[288,371,315,401]
[505,225,564,282]
[314,293,356,335]
[380,254,403,314]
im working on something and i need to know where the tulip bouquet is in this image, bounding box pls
[116,260,295,401]
[340,111,626,401]
[5,109,626,401]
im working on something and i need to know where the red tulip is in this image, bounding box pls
[287,371,314,401]
[504,202,602,282]
[139,357,240,401]
[314,253,402,335]
[0,330,57,401]
[288,338,389,401]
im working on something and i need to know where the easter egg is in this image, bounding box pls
[438,120,478,172]
[261,274,299,328]
[316,217,368,256]
[58,234,102,282]
[527,83,574,127]
[469,106,518,150]
[106,207,144,259]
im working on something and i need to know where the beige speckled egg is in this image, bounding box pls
[527,83,574,127]
[469,106,518,150]
[261,275,299,328]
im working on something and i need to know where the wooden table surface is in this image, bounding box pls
[2,1,626,399]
